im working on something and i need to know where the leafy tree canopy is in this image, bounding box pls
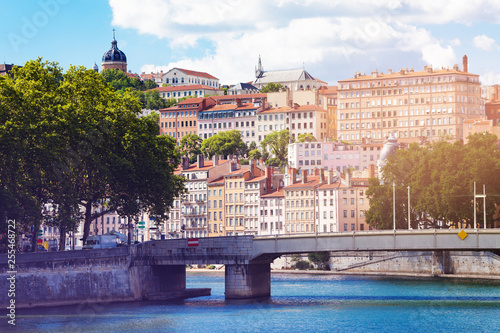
[365,134,500,230]
[261,82,286,93]
[261,129,293,168]
[201,130,247,158]
[297,133,317,142]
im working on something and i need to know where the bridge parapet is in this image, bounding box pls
[134,236,255,266]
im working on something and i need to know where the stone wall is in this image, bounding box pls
[272,251,500,277]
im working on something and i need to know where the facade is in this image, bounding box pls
[337,56,483,144]
[0,63,20,76]
[207,177,225,237]
[259,189,285,235]
[319,86,338,139]
[198,104,236,140]
[223,167,250,236]
[256,107,287,142]
[318,171,341,233]
[140,71,164,84]
[253,56,324,91]
[101,30,127,72]
[156,84,223,101]
[159,97,215,143]
[338,175,371,232]
[212,93,267,106]
[170,156,232,239]
[462,118,500,144]
[284,171,320,234]
[161,68,220,88]
[485,100,500,126]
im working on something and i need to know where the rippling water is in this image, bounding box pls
[4,272,500,332]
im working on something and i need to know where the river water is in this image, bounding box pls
[4,272,500,332]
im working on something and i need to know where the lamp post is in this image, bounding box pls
[407,185,411,230]
[392,181,396,231]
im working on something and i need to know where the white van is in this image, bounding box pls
[82,235,120,249]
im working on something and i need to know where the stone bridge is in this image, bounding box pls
[1,229,499,308]
[136,229,500,299]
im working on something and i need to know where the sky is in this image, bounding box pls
[2,0,500,85]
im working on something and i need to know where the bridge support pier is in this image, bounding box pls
[225,263,271,299]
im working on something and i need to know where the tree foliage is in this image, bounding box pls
[201,130,247,158]
[308,252,330,270]
[180,134,202,163]
[261,82,286,93]
[297,133,317,143]
[261,129,293,168]
[365,134,500,229]
[0,59,185,249]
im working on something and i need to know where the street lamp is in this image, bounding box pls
[407,185,412,230]
[392,181,396,231]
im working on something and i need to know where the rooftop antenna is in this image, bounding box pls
[112,28,116,40]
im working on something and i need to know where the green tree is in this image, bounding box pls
[297,133,317,142]
[201,130,246,158]
[248,149,262,160]
[261,129,293,168]
[180,134,203,163]
[0,58,64,251]
[308,252,330,270]
[261,82,285,93]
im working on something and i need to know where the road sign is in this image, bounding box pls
[187,238,199,247]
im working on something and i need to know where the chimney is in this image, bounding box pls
[319,169,325,184]
[181,156,190,170]
[197,154,204,169]
[328,170,334,185]
[230,160,238,172]
[345,169,351,187]
[236,98,242,107]
[313,168,319,176]
[212,155,219,166]
[302,170,308,184]
[463,55,468,73]
[249,159,256,179]
[265,167,273,193]
[369,164,376,179]
[289,167,297,184]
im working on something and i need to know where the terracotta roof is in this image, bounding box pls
[175,160,229,172]
[259,105,326,114]
[212,93,267,100]
[246,175,266,183]
[155,84,217,93]
[284,176,321,189]
[225,169,249,176]
[208,176,225,185]
[261,189,285,198]
[175,68,219,80]
[318,183,342,190]
[206,104,238,111]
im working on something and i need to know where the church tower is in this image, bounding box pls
[255,55,264,78]
[101,29,127,72]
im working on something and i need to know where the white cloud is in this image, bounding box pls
[473,34,497,51]
[480,71,500,85]
[111,0,465,83]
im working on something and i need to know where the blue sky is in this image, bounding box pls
[2,0,500,85]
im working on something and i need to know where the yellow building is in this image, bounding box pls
[284,170,320,234]
[337,56,483,144]
[223,169,249,236]
[207,177,225,237]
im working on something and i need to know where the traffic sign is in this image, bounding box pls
[188,238,199,247]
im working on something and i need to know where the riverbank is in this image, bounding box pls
[186,267,500,281]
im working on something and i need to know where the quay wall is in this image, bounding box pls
[272,251,500,277]
[0,247,155,309]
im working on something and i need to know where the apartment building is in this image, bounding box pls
[207,177,225,237]
[223,167,250,236]
[259,189,285,235]
[284,170,320,234]
[320,86,338,139]
[156,85,223,101]
[318,171,341,233]
[338,175,371,232]
[159,97,215,143]
[161,68,220,88]
[169,155,232,239]
[337,56,483,144]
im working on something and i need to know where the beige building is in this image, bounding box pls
[207,177,225,237]
[337,56,483,144]
[462,118,500,144]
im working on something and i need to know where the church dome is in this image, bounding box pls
[102,37,127,63]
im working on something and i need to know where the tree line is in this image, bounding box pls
[365,133,500,229]
[0,59,185,251]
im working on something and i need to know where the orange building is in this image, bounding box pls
[337,56,483,144]
[159,97,215,144]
